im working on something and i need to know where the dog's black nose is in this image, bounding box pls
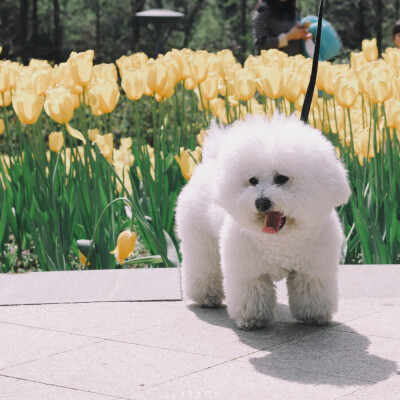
[255,197,272,212]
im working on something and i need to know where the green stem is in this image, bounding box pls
[84,197,134,269]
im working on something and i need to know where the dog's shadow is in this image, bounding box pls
[188,303,398,386]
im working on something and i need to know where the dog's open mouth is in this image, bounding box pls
[262,212,286,234]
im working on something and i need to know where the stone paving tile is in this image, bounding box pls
[2,339,224,398]
[121,359,371,400]
[237,328,400,384]
[109,303,322,360]
[331,305,400,340]
[0,322,100,370]
[0,375,114,400]
[0,302,184,339]
[338,374,400,399]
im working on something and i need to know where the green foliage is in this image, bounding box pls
[3,0,399,65]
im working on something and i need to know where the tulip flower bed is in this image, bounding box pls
[0,39,399,272]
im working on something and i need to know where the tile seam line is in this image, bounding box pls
[0,314,188,340]
[0,319,106,339]
[103,338,214,357]
[335,381,386,399]
[0,338,106,372]
[0,299,183,307]
[0,373,123,399]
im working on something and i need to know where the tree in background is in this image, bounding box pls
[0,0,400,64]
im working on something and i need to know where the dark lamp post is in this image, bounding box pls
[135,9,184,56]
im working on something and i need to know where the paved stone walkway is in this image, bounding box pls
[0,266,399,399]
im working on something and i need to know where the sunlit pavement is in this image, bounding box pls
[0,266,399,400]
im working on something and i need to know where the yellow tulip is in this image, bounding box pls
[0,90,11,107]
[355,63,371,94]
[298,59,312,94]
[315,61,331,92]
[362,38,378,62]
[117,55,131,74]
[216,49,236,77]
[69,50,94,86]
[170,49,191,80]
[53,62,83,95]
[207,53,225,78]
[88,79,120,114]
[248,97,265,115]
[393,77,400,100]
[295,89,318,113]
[199,71,219,101]
[0,66,10,93]
[146,60,168,93]
[333,74,359,108]
[114,161,133,194]
[1,61,20,90]
[311,109,332,134]
[175,148,201,180]
[93,63,118,83]
[44,86,75,124]
[66,123,86,144]
[256,64,283,99]
[163,56,182,84]
[209,98,226,118]
[156,71,176,99]
[121,69,144,100]
[184,77,197,90]
[12,90,44,125]
[196,129,208,146]
[49,131,64,152]
[130,52,149,70]
[79,251,90,267]
[323,64,349,95]
[110,230,137,264]
[260,48,287,69]
[382,47,400,70]
[385,99,400,129]
[93,133,113,161]
[31,69,52,96]
[88,128,100,141]
[353,127,380,165]
[120,137,132,150]
[283,72,302,103]
[189,50,209,84]
[234,69,256,101]
[29,59,50,68]
[350,52,367,70]
[368,78,392,104]
[0,119,4,135]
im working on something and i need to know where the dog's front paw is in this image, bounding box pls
[292,309,332,326]
[298,313,332,326]
[200,295,223,308]
[235,318,270,331]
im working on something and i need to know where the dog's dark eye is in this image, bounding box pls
[274,175,289,185]
[249,177,259,186]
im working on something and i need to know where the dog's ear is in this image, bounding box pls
[201,119,227,162]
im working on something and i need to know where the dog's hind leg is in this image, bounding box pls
[180,234,224,308]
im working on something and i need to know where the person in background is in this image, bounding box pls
[252,0,311,56]
[392,19,400,48]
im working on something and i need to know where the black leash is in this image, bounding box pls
[300,0,324,124]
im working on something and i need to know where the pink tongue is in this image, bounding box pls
[262,212,283,234]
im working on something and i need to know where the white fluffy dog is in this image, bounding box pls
[175,114,351,330]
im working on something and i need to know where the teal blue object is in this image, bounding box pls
[301,16,341,61]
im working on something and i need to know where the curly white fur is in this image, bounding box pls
[175,114,351,330]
